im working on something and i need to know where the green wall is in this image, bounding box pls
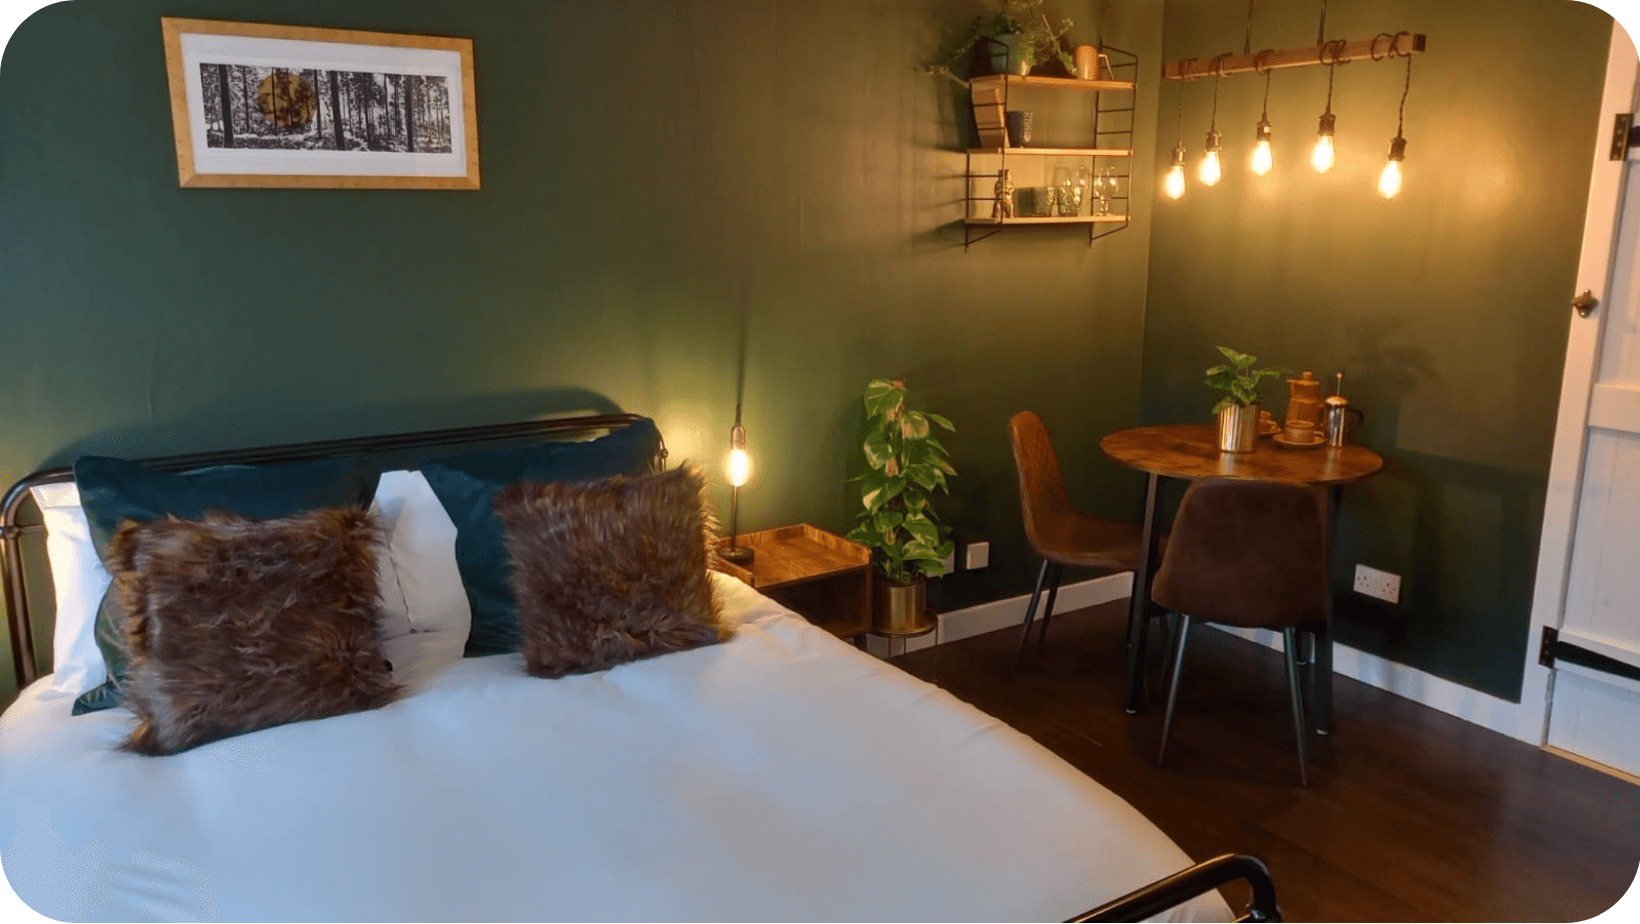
[1142,0,1611,700]
[0,0,1164,700]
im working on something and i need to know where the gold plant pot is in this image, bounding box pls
[872,576,935,637]
[1217,403,1260,453]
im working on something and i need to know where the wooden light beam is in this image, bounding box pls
[1165,33,1425,81]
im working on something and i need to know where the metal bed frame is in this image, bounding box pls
[0,414,1278,922]
[0,413,663,689]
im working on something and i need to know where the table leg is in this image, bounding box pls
[1315,485,1342,736]
[1125,473,1163,714]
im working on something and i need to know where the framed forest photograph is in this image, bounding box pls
[160,18,480,189]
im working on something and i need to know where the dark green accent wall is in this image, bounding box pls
[1143,0,1611,700]
[0,0,1164,702]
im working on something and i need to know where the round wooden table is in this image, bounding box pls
[1100,423,1385,731]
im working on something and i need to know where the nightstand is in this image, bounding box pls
[713,524,872,641]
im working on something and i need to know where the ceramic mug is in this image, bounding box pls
[1284,421,1319,444]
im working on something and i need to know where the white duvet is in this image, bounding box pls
[0,575,1228,922]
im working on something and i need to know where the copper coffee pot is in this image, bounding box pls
[1285,371,1324,428]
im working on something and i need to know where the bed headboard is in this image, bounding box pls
[0,413,666,689]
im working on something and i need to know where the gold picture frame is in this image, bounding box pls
[160,18,480,189]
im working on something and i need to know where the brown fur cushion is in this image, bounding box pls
[107,507,402,756]
[496,463,730,678]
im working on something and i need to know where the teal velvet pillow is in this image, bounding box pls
[70,454,383,715]
[421,418,662,657]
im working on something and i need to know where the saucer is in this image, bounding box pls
[1258,421,1281,438]
[1272,432,1327,450]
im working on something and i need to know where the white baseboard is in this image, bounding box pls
[866,573,1133,659]
[1206,625,1535,743]
[878,571,1536,744]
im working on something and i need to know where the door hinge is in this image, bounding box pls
[1540,625,1640,684]
[1612,112,1640,160]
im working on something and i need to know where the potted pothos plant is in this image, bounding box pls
[845,378,957,636]
[1206,346,1282,453]
[923,0,1075,80]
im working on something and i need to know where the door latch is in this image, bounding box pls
[1612,112,1640,160]
[1573,290,1598,318]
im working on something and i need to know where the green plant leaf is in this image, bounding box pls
[874,510,905,533]
[902,411,930,439]
[926,413,955,431]
[863,379,903,420]
[914,558,946,578]
[906,462,939,491]
[863,433,894,470]
[903,515,940,546]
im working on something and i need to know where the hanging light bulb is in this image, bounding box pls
[1199,130,1223,186]
[1311,111,1336,173]
[1378,48,1414,199]
[1197,56,1227,188]
[1164,83,1187,200]
[1251,56,1274,177]
[1251,118,1273,176]
[1165,145,1187,200]
[1312,41,1342,174]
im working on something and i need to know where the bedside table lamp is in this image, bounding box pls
[721,405,754,565]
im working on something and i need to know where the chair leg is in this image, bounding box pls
[1156,614,1193,767]
[1011,561,1052,677]
[1284,627,1310,788]
[1036,564,1063,651]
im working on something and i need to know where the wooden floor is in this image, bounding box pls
[892,599,1640,922]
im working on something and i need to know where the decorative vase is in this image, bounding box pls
[988,33,1031,76]
[1004,110,1033,147]
[1217,403,1260,453]
[872,575,934,637]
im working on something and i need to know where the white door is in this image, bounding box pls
[1527,22,1640,780]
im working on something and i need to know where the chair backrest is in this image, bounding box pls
[1151,476,1328,628]
[1008,411,1073,554]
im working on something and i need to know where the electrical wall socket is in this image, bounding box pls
[965,541,990,570]
[1353,564,1401,604]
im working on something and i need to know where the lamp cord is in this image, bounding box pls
[1244,0,1255,54]
[1319,39,1349,115]
[1317,0,1328,46]
[1255,51,1273,120]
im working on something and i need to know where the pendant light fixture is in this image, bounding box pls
[1199,55,1229,187]
[1251,54,1274,176]
[1311,40,1345,174]
[1165,83,1187,200]
[1242,3,1274,177]
[1377,35,1414,199]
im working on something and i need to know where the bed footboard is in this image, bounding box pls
[1068,853,1280,923]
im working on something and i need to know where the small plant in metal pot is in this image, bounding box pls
[846,379,957,636]
[1206,346,1281,453]
[923,0,1075,80]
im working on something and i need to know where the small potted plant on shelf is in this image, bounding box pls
[923,0,1075,81]
[1206,346,1282,453]
[845,378,957,636]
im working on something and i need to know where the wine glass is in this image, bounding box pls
[1094,167,1118,216]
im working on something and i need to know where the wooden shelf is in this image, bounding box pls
[970,74,1135,92]
[965,214,1129,225]
[967,147,1132,157]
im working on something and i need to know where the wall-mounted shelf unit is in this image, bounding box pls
[963,46,1139,250]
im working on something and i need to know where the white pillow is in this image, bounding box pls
[30,470,469,695]
[28,482,109,696]
[368,470,472,686]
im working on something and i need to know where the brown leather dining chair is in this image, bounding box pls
[1008,411,1145,674]
[1150,476,1329,786]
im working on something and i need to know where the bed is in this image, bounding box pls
[0,414,1267,922]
